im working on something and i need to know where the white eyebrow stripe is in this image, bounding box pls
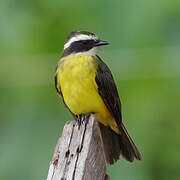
[64,34,98,49]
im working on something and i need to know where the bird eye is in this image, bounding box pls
[82,41,88,45]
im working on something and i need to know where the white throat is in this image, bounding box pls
[78,47,97,56]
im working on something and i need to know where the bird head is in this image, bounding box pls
[62,31,109,57]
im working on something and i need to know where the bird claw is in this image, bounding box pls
[77,113,91,129]
[83,113,91,125]
[77,114,83,129]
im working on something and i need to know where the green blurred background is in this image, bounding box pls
[0,0,180,179]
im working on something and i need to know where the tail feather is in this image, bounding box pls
[99,122,141,164]
[119,123,142,161]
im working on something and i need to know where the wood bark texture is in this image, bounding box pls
[47,115,109,180]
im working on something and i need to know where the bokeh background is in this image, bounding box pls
[0,0,180,179]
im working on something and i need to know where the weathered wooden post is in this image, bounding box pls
[47,115,109,180]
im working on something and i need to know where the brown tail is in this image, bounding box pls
[98,123,141,164]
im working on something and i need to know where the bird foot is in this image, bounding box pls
[77,113,91,129]
[83,113,91,125]
[77,114,84,129]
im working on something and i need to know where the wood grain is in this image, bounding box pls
[47,115,108,180]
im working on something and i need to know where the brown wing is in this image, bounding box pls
[95,55,142,162]
[95,55,122,128]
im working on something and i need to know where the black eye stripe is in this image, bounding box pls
[82,41,88,44]
[70,40,95,50]
[75,40,95,45]
[62,39,96,57]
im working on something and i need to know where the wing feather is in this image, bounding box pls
[95,55,122,128]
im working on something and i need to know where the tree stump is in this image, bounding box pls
[47,115,109,180]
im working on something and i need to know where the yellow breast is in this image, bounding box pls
[56,54,119,133]
[56,54,103,114]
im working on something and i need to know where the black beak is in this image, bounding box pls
[94,40,109,47]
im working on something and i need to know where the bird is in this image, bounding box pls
[54,31,141,164]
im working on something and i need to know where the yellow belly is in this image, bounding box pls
[56,54,119,133]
